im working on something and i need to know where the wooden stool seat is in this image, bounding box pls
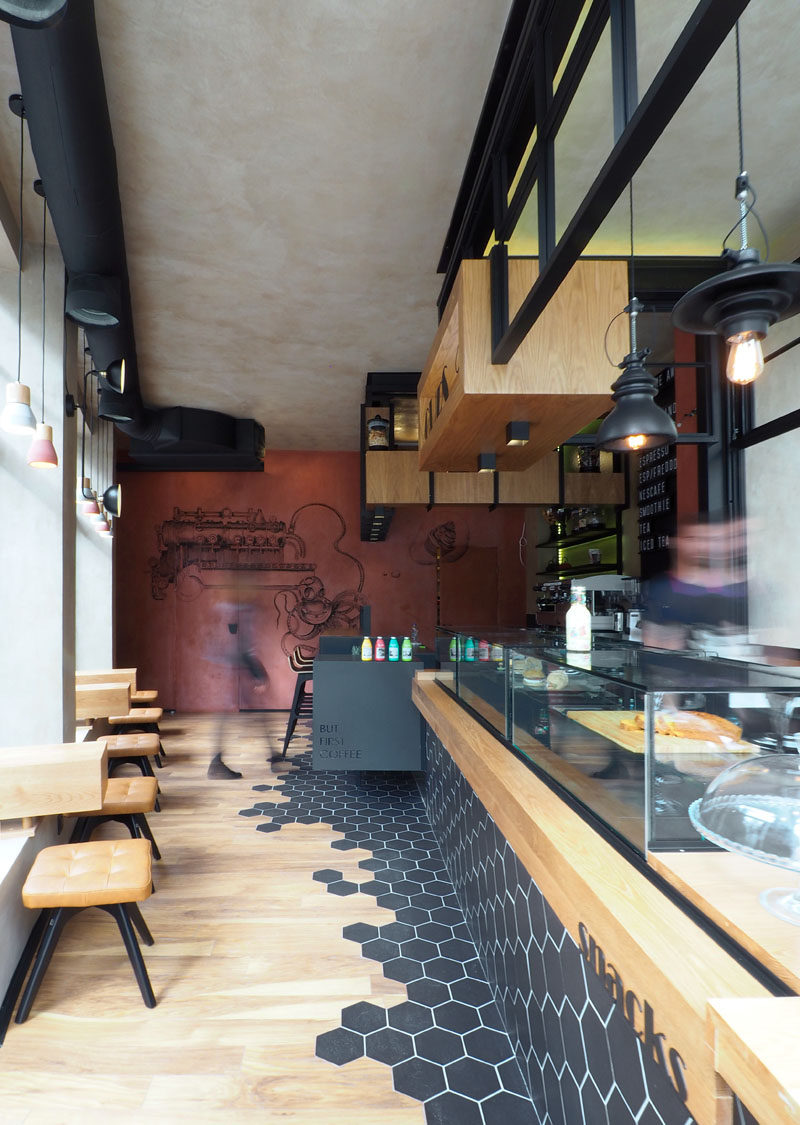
[68,778,161,860]
[22,839,152,909]
[104,733,161,757]
[102,733,163,806]
[94,776,157,815]
[17,839,155,1021]
[106,714,167,775]
[131,689,158,705]
[108,707,163,726]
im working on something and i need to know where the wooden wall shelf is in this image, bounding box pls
[417,257,628,473]
[564,471,626,505]
[75,681,131,721]
[496,452,560,504]
[365,451,429,506]
[0,741,108,821]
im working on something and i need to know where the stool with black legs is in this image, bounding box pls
[16,839,156,1022]
[69,776,161,861]
[277,647,314,760]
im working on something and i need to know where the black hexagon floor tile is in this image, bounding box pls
[341,1000,387,1034]
[240,738,535,1122]
[365,1026,415,1065]
[388,1001,435,1034]
[315,1026,364,1066]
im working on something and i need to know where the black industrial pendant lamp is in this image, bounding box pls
[596,184,677,453]
[672,24,800,384]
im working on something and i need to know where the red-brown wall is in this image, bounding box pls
[115,451,527,711]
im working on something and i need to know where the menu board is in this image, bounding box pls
[637,367,677,579]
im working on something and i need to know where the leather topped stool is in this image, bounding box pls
[16,839,156,1022]
[105,732,163,772]
[104,733,163,810]
[131,689,158,707]
[107,709,167,761]
[70,776,161,860]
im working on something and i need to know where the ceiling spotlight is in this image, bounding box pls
[98,358,125,393]
[477,453,496,473]
[505,421,530,446]
[102,483,122,518]
[97,386,136,423]
[65,272,121,327]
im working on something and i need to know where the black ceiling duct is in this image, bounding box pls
[3,0,265,469]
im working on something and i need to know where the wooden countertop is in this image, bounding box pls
[650,849,800,994]
[708,997,800,1123]
[413,674,771,1125]
[0,741,108,821]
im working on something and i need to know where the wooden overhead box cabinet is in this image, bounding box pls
[418,258,628,472]
[365,450,429,506]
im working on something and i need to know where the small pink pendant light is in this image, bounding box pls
[27,187,57,469]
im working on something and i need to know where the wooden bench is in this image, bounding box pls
[0,742,108,827]
[77,668,158,707]
[75,681,131,723]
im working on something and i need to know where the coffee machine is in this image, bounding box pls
[569,575,639,634]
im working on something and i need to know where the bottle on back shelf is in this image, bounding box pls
[375,635,386,661]
[401,636,413,661]
[449,635,458,661]
[463,637,475,661]
[388,636,400,661]
[566,585,591,652]
[361,635,373,661]
[478,639,490,661]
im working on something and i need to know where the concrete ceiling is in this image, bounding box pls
[0,1,798,451]
[100,0,514,451]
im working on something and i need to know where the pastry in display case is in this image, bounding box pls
[434,627,800,857]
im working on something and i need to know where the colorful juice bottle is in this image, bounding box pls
[361,636,373,661]
[375,636,386,661]
[388,636,400,661]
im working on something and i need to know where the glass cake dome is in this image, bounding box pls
[689,754,800,925]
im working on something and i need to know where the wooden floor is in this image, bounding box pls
[0,713,425,1123]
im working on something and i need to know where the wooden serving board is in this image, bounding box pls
[565,710,757,760]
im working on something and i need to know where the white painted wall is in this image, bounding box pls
[0,242,113,1009]
[746,321,800,648]
[0,243,74,743]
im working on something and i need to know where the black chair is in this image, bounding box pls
[279,647,314,759]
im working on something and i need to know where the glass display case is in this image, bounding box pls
[435,627,800,856]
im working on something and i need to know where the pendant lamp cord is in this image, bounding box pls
[628,178,637,355]
[16,109,23,384]
[721,22,769,259]
[80,330,87,487]
[603,177,641,367]
[735,22,747,250]
[40,191,46,423]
